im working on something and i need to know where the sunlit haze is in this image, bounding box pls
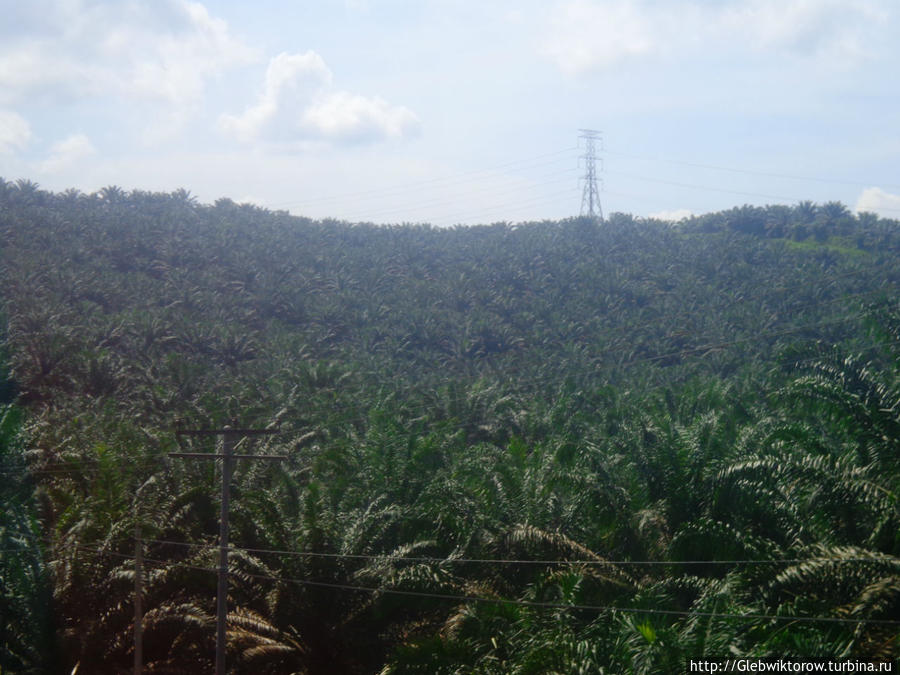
[1,0,898,224]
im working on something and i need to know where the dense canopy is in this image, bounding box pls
[1,180,899,673]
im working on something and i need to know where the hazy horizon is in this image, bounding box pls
[1,0,898,225]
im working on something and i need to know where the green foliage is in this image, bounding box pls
[1,182,899,671]
[0,404,57,673]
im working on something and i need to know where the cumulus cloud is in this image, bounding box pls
[0,0,256,107]
[39,133,97,173]
[220,51,419,147]
[301,91,420,142]
[649,208,693,222]
[219,52,333,143]
[0,110,31,153]
[544,0,885,74]
[855,187,900,219]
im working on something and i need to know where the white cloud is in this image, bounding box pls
[544,0,885,74]
[0,110,31,153]
[855,187,900,219]
[121,2,257,105]
[219,51,333,143]
[220,51,419,147]
[649,208,692,222]
[0,0,256,107]
[301,91,419,142]
[40,133,97,173]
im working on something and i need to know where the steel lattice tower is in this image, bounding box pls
[579,129,603,222]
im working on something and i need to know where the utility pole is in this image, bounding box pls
[170,426,283,675]
[132,477,153,675]
[579,129,603,222]
[134,521,143,675]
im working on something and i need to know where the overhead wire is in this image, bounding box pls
[600,153,900,216]
[606,169,830,208]
[336,169,579,224]
[612,170,796,202]
[337,166,577,219]
[59,543,900,627]
[254,142,900,224]
[601,188,704,213]
[421,185,581,227]
[267,148,580,210]
[131,537,900,569]
[603,147,900,193]
[260,142,900,224]
[9,531,900,570]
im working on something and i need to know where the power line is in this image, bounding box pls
[128,537,900,569]
[336,170,579,224]
[602,169,900,215]
[267,148,579,210]
[413,185,580,227]
[243,570,900,627]
[16,533,900,570]
[67,544,900,627]
[607,169,817,206]
[266,144,900,224]
[197,141,900,224]
[603,148,900,193]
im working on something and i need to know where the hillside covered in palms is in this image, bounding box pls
[1,180,899,673]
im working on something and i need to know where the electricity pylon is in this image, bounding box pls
[579,129,603,222]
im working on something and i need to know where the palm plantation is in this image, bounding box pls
[0,180,898,672]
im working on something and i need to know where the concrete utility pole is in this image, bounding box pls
[133,476,154,675]
[579,129,603,222]
[134,522,143,675]
[170,426,283,675]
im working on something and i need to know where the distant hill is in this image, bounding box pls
[2,183,898,412]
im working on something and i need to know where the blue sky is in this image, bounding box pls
[1,0,898,225]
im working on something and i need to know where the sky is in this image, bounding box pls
[1,0,899,226]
